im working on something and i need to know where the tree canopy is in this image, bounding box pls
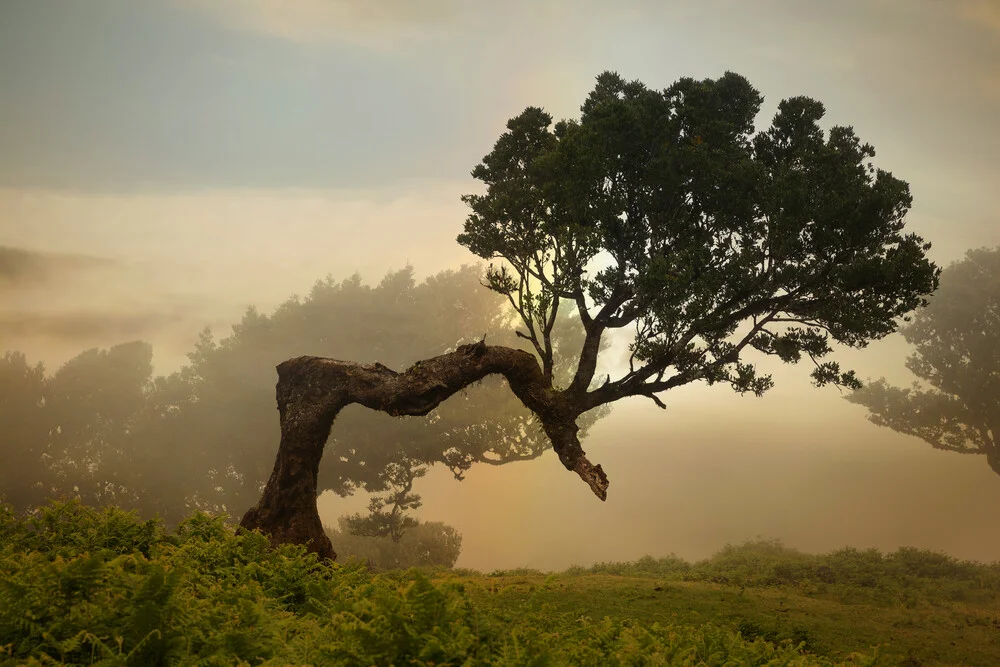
[459,71,939,406]
[847,247,1000,474]
[241,70,940,559]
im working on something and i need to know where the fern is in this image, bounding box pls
[0,499,880,665]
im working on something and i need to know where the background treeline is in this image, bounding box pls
[0,265,603,561]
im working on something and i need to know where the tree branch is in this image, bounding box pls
[567,281,633,396]
[241,341,608,559]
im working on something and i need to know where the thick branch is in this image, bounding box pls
[583,310,781,410]
[567,282,633,396]
[241,341,608,559]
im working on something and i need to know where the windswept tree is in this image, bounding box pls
[847,247,1000,474]
[242,70,939,559]
[138,264,600,528]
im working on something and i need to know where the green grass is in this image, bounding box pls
[448,569,999,666]
[1,501,997,665]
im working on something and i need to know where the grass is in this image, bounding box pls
[445,569,1000,666]
[1,501,997,665]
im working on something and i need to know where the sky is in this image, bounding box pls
[2,0,999,569]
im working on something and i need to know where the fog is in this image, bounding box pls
[2,0,1000,571]
[0,184,472,371]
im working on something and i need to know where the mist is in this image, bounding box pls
[2,0,1000,576]
[4,212,997,571]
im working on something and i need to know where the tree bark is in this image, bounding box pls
[240,340,608,559]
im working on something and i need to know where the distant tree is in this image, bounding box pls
[0,342,206,519]
[130,264,601,527]
[242,70,939,560]
[0,343,156,513]
[324,516,463,570]
[0,266,600,532]
[847,247,1000,474]
[0,352,50,507]
[41,342,154,508]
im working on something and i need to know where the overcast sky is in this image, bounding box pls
[2,0,999,568]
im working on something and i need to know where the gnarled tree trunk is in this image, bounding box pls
[240,340,608,560]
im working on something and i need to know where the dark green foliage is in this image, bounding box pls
[0,500,481,665]
[847,247,1000,475]
[460,70,938,410]
[0,501,876,665]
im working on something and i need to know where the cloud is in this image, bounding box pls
[0,310,179,342]
[0,246,113,288]
[183,0,467,48]
[0,183,477,372]
[0,245,194,369]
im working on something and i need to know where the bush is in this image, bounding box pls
[325,516,462,571]
[679,539,817,587]
[561,539,1000,609]
[581,554,692,578]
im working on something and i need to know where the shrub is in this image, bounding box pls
[325,516,462,571]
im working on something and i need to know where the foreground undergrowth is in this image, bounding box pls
[0,501,989,665]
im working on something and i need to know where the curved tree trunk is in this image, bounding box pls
[240,340,608,560]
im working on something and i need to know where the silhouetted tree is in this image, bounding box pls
[0,344,155,511]
[242,70,940,559]
[847,247,1000,474]
[324,517,463,570]
[43,342,154,508]
[0,352,49,507]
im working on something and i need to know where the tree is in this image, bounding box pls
[43,342,154,508]
[146,265,600,529]
[0,352,49,507]
[846,247,1000,474]
[324,517,463,570]
[237,70,936,559]
[0,344,155,511]
[0,266,602,529]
